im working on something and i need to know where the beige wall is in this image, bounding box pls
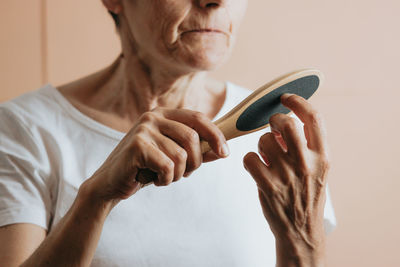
[1,1,400,266]
[0,0,43,101]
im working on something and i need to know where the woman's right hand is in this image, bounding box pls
[85,107,229,203]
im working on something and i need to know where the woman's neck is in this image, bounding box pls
[57,54,226,131]
[118,53,210,118]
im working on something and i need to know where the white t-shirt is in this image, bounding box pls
[0,82,336,266]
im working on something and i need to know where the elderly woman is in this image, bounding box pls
[0,0,336,266]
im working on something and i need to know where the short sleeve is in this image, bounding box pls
[0,107,52,230]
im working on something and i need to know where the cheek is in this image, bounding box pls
[131,1,185,45]
[160,1,190,44]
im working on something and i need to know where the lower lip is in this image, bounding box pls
[183,30,224,36]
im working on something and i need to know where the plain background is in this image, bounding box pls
[1,1,399,266]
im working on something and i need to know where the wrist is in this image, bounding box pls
[77,177,120,219]
[275,237,326,267]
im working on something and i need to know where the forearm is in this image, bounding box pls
[22,179,117,267]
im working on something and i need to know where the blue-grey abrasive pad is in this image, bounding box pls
[236,75,319,132]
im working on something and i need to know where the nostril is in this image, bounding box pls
[206,3,219,8]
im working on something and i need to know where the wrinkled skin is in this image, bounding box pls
[115,0,248,71]
[243,93,330,266]
[89,107,229,201]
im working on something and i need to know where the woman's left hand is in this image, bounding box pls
[243,93,330,266]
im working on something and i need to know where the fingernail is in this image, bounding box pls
[220,143,230,157]
[281,93,294,102]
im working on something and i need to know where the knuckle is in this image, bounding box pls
[140,112,157,123]
[282,118,298,133]
[186,129,200,144]
[131,135,147,149]
[174,148,188,163]
[192,111,206,122]
[152,106,164,113]
[159,160,174,185]
[162,159,174,174]
[309,111,323,127]
[135,124,151,134]
[319,156,331,171]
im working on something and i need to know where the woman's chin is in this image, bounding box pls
[188,52,229,71]
[175,35,233,71]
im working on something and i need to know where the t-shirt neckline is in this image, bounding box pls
[41,82,231,141]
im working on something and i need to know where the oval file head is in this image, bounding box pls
[200,68,323,153]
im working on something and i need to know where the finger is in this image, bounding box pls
[243,152,275,193]
[135,139,174,186]
[152,131,187,182]
[268,113,308,163]
[156,117,202,173]
[280,94,329,154]
[202,150,220,163]
[258,132,287,167]
[183,171,193,178]
[257,188,274,222]
[259,149,271,166]
[271,129,288,152]
[160,108,229,158]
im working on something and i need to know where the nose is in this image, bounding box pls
[197,0,225,8]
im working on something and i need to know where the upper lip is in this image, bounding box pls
[186,28,223,33]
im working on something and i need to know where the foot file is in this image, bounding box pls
[136,68,323,185]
